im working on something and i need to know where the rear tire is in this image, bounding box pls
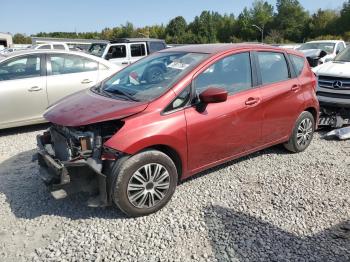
[284,111,315,153]
[110,150,178,217]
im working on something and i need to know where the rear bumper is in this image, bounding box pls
[36,134,109,206]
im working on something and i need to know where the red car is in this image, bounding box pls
[37,44,319,217]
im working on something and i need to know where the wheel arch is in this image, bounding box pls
[304,106,318,128]
[140,144,183,182]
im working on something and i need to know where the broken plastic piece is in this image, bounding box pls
[325,126,350,140]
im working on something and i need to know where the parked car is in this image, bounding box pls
[88,38,167,68]
[31,42,69,51]
[313,46,350,127]
[36,44,319,217]
[0,47,26,54]
[0,50,120,129]
[297,40,346,66]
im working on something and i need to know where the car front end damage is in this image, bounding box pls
[317,75,350,127]
[36,121,123,206]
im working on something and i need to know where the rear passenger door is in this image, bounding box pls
[255,51,303,144]
[46,54,98,105]
[129,43,147,64]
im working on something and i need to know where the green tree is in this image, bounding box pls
[307,9,339,38]
[274,0,309,42]
[12,33,31,44]
[337,0,350,34]
[189,11,217,43]
[165,16,187,43]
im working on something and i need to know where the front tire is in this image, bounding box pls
[284,111,315,153]
[111,150,178,217]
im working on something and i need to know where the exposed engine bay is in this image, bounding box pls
[36,121,124,206]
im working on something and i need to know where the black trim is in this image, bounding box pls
[285,53,297,78]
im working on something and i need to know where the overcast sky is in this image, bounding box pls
[0,0,346,35]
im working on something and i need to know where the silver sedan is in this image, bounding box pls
[0,50,121,129]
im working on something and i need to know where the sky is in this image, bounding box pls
[0,0,347,35]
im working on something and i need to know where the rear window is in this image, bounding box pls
[149,42,166,53]
[131,44,146,57]
[53,44,65,50]
[289,54,305,76]
[256,52,290,85]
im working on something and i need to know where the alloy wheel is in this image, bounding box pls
[297,118,313,146]
[127,163,170,209]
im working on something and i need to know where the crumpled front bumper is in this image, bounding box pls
[35,134,109,207]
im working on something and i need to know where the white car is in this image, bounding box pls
[31,42,69,51]
[298,40,346,64]
[313,46,350,127]
[0,50,120,129]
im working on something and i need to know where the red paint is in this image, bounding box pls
[45,44,319,180]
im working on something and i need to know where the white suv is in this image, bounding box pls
[88,38,167,69]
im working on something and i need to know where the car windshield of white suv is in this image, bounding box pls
[88,43,107,57]
[298,42,335,54]
[334,47,350,62]
[97,52,208,102]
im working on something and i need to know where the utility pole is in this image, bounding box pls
[252,24,264,43]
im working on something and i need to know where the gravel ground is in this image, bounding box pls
[0,125,349,261]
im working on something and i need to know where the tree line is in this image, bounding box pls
[12,0,350,45]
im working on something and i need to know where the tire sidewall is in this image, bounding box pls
[112,150,178,217]
[291,111,315,152]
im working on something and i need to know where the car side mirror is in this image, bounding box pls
[199,87,228,104]
[105,54,112,60]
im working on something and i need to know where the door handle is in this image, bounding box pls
[291,84,301,92]
[81,79,93,84]
[28,86,42,92]
[245,97,260,106]
[121,62,129,65]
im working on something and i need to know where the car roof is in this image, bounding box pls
[160,43,295,55]
[110,38,165,44]
[0,49,118,68]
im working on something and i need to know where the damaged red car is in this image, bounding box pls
[37,44,319,217]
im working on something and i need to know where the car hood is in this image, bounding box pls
[313,61,350,77]
[44,89,149,127]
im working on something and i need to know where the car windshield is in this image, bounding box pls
[334,47,350,62]
[88,43,107,57]
[298,42,335,54]
[99,52,208,102]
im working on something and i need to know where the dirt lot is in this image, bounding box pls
[0,125,349,261]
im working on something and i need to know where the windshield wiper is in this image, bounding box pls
[103,88,138,101]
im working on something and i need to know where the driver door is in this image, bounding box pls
[105,44,129,68]
[185,52,263,173]
[0,54,48,128]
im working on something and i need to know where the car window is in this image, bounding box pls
[164,85,191,112]
[53,44,65,50]
[289,54,305,76]
[38,45,51,49]
[337,43,345,53]
[256,52,290,85]
[149,42,165,53]
[107,45,126,59]
[194,52,252,95]
[131,44,146,57]
[49,54,98,75]
[0,55,41,81]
